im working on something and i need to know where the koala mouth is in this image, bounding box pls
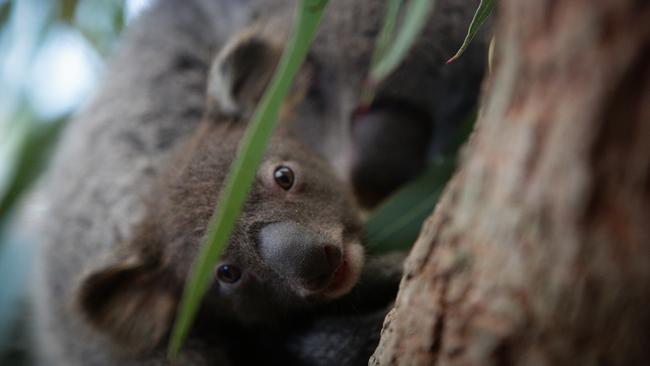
[318,242,364,299]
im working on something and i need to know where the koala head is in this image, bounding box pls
[75,26,364,353]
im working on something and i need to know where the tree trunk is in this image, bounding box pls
[371,0,650,365]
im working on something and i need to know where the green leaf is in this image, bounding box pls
[370,0,403,73]
[360,0,402,106]
[365,159,455,254]
[369,0,434,84]
[166,0,329,360]
[0,113,66,226]
[365,108,477,254]
[59,0,79,23]
[0,1,12,28]
[446,0,495,64]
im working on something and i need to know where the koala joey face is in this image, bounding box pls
[205,137,365,325]
[75,127,364,352]
[75,25,364,354]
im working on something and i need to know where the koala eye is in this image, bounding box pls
[216,264,241,283]
[273,166,294,190]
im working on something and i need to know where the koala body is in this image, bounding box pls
[25,0,486,365]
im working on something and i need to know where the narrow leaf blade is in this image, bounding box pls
[446,0,495,64]
[369,0,434,84]
[370,0,403,70]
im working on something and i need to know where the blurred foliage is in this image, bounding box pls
[0,0,126,239]
[0,108,65,227]
[366,109,477,254]
[366,159,455,253]
[364,0,487,252]
[0,0,128,363]
[65,0,125,57]
[0,2,10,25]
[362,0,434,107]
[369,0,434,84]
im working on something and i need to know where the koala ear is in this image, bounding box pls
[76,256,178,353]
[207,30,283,118]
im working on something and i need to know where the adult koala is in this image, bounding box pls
[25,0,486,365]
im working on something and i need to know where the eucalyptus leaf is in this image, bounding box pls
[365,108,477,254]
[370,0,403,74]
[446,0,495,64]
[59,0,79,23]
[0,115,65,227]
[0,2,12,27]
[366,159,455,254]
[369,0,434,84]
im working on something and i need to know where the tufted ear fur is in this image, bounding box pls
[206,26,314,121]
[76,256,178,353]
[207,28,283,119]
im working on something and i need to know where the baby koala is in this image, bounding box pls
[75,27,371,358]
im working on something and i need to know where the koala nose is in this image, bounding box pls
[259,222,342,290]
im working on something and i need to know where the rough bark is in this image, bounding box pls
[371,0,650,365]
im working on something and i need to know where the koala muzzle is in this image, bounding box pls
[259,222,342,291]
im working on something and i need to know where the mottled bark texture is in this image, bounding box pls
[371,0,650,365]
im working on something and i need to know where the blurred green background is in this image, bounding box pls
[0,0,152,363]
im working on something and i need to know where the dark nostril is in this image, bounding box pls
[324,245,342,270]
